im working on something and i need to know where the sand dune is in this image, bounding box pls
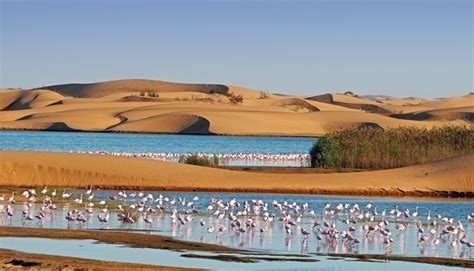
[0,151,472,196]
[1,79,471,136]
[271,98,320,112]
[306,93,474,115]
[110,113,210,134]
[0,89,64,110]
[421,95,474,109]
[392,106,474,122]
[307,93,393,113]
[36,79,229,98]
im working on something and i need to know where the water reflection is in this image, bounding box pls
[0,237,461,271]
[1,190,473,260]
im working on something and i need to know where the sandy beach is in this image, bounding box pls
[0,150,472,197]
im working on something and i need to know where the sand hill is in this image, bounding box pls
[0,80,472,136]
[35,79,229,98]
[1,151,472,196]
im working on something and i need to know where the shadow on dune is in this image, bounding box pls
[180,116,211,135]
[307,93,392,114]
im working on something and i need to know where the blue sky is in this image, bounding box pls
[1,0,472,97]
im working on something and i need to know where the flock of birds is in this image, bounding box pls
[1,187,474,256]
[78,151,310,166]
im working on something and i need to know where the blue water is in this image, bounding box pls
[0,130,315,154]
[0,237,460,271]
[0,130,315,166]
[3,190,473,259]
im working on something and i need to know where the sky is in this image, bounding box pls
[1,0,472,98]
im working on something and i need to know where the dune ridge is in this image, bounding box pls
[35,79,229,98]
[0,151,472,197]
[1,80,472,136]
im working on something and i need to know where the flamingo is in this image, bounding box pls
[62,191,71,199]
[143,213,153,224]
[301,228,310,239]
[412,207,419,218]
[8,192,15,204]
[74,194,83,204]
[207,225,214,233]
[6,204,14,217]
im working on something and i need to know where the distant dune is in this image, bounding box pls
[0,79,472,136]
[0,89,64,110]
[1,151,472,197]
[392,106,474,122]
[35,79,229,98]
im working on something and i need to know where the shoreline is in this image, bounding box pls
[0,128,323,138]
[0,226,237,253]
[0,248,192,270]
[0,150,473,198]
[0,227,472,269]
[3,185,471,198]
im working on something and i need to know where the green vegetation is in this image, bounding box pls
[310,126,474,169]
[178,154,222,167]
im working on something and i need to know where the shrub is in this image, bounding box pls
[258,91,270,99]
[310,125,474,169]
[178,154,222,167]
[145,90,159,98]
[226,92,243,105]
[310,136,342,168]
[137,89,159,98]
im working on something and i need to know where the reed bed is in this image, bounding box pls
[310,126,474,169]
[178,154,222,167]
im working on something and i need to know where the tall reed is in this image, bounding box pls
[178,154,222,167]
[310,126,473,169]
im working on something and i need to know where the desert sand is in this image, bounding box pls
[1,151,472,197]
[1,79,472,136]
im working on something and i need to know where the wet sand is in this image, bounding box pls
[0,226,237,253]
[0,248,193,270]
[315,253,474,268]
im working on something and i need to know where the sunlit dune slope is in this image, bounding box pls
[1,151,472,196]
[36,79,229,98]
[1,80,471,136]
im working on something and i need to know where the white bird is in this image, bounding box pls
[74,194,83,204]
[207,225,214,233]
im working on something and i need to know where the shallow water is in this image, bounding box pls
[0,237,465,270]
[1,191,473,261]
[0,130,315,166]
